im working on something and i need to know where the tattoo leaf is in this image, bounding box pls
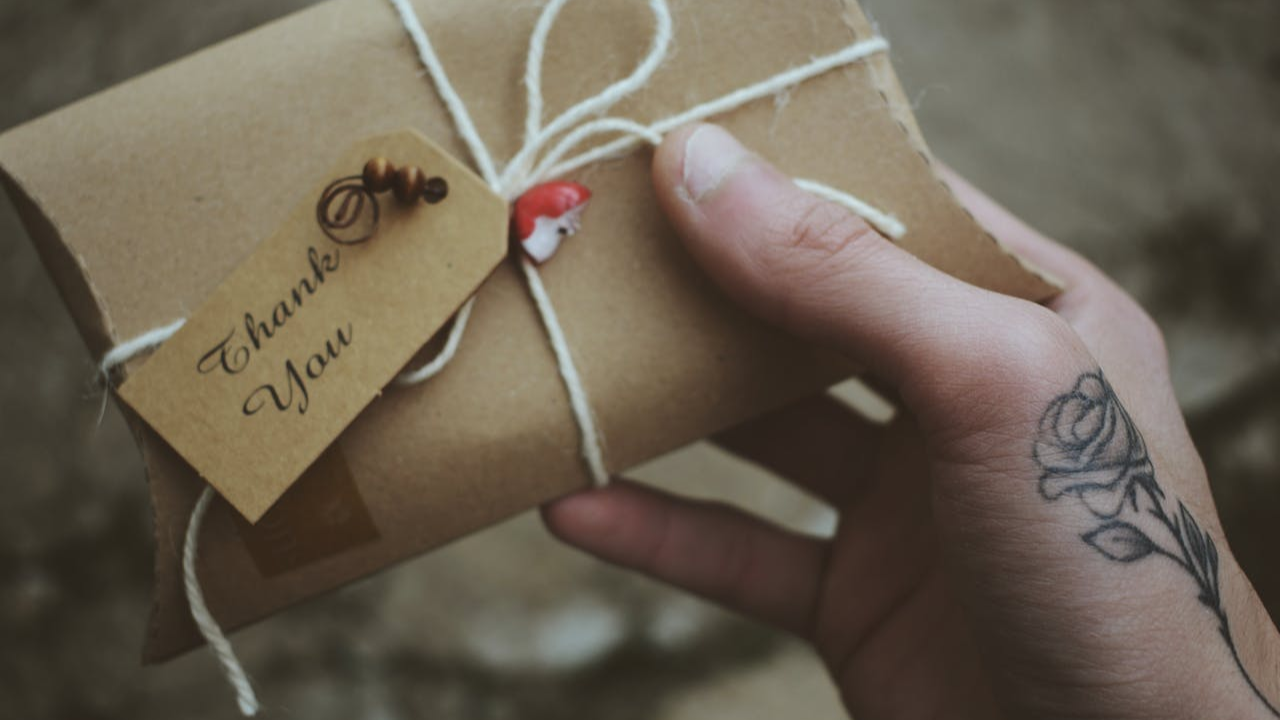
[1176,501,1223,608]
[1081,521,1155,563]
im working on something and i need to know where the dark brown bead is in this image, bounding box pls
[362,157,395,193]
[393,165,426,204]
[422,176,449,204]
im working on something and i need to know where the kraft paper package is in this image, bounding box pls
[0,0,1057,662]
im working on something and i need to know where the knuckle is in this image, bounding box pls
[1065,279,1170,367]
[1119,298,1169,363]
[748,198,894,337]
[773,199,888,270]
[638,498,677,576]
[715,511,760,597]
[914,301,1109,459]
[928,301,1090,409]
[987,303,1089,380]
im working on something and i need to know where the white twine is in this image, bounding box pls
[99,317,186,377]
[795,178,906,239]
[391,295,476,386]
[183,486,259,715]
[96,0,901,713]
[389,0,500,187]
[517,255,610,483]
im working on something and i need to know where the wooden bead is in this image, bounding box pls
[362,157,395,193]
[422,176,449,204]
[393,165,426,204]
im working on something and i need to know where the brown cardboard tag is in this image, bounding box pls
[119,129,507,523]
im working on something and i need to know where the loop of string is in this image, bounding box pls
[97,0,901,713]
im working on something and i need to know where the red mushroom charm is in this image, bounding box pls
[510,181,593,264]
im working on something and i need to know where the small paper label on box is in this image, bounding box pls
[119,130,507,522]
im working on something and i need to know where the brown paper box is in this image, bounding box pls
[0,0,1056,662]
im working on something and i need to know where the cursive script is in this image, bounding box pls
[196,246,340,376]
[242,324,353,416]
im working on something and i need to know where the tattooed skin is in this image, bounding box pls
[1033,371,1279,717]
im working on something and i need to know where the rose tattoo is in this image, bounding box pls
[1034,372,1158,519]
[1034,371,1278,717]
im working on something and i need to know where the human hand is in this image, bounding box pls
[542,123,1280,719]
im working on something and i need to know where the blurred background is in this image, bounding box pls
[1,0,1277,717]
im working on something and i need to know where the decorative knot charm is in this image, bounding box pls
[316,157,449,245]
[510,181,592,264]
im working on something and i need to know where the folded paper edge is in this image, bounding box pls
[837,0,1063,301]
[0,169,177,666]
[0,170,119,357]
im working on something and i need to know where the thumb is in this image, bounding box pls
[651,123,1047,393]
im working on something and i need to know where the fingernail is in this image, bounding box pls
[681,124,751,203]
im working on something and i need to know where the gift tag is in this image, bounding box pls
[120,129,507,522]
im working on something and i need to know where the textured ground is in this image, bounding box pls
[1,0,1277,718]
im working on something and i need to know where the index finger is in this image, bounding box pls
[712,393,884,508]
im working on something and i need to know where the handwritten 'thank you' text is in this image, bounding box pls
[195,245,357,416]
